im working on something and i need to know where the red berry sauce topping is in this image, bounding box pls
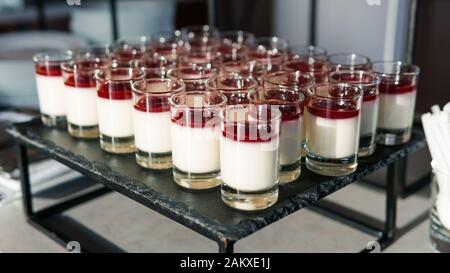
[35,63,62,76]
[96,68,143,100]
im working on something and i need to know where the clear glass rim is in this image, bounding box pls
[263,71,314,88]
[167,66,217,80]
[248,88,305,105]
[205,74,258,92]
[254,36,289,50]
[329,70,380,87]
[327,53,371,66]
[132,78,185,96]
[94,66,145,83]
[33,50,73,63]
[61,59,107,73]
[169,91,227,109]
[307,82,363,100]
[289,45,327,57]
[372,61,420,76]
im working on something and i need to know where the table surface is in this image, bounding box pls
[7,119,427,243]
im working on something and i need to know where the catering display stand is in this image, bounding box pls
[7,118,426,253]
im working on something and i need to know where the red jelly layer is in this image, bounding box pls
[64,74,96,88]
[378,81,416,95]
[171,109,218,128]
[97,82,133,100]
[35,63,62,76]
[134,97,170,113]
[254,91,303,121]
[308,100,359,119]
[285,60,325,73]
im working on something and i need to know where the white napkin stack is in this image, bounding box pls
[422,102,450,229]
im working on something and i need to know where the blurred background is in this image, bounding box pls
[0,0,448,252]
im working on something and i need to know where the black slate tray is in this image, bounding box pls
[6,119,426,244]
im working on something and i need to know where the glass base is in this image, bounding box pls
[377,127,411,146]
[358,144,376,157]
[306,153,357,176]
[173,167,221,190]
[68,123,99,139]
[41,114,66,128]
[279,160,301,184]
[221,184,278,211]
[100,134,135,154]
[136,149,172,170]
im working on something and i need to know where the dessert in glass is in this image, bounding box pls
[326,53,372,73]
[221,59,266,85]
[218,30,255,62]
[181,25,220,52]
[95,66,144,153]
[169,91,227,190]
[62,58,105,138]
[178,51,222,69]
[220,104,281,211]
[284,45,328,83]
[206,74,258,105]
[167,65,217,91]
[112,40,146,67]
[263,71,313,157]
[151,30,184,62]
[139,52,177,79]
[248,89,304,183]
[33,50,72,127]
[329,70,380,156]
[247,37,288,74]
[132,78,185,169]
[372,61,420,145]
[305,83,363,176]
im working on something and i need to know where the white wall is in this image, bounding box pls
[273,0,410,61]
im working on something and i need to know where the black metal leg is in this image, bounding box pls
[17,144,34,218]
[218,239,234,253]
[383,158,405,242]
[110,0,119,41]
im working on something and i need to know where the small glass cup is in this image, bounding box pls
[220,104,281,211]
[205,74,258,105]
[62,59,105,138]
[263,71,314,158]
[33,50,72,127]
[167,65,217,91]
[169,91,227,190]
[75,45,113,61]
[139,52,177,79]
[221,59,266,85]
[95,66,144,153]
[329,70,380,157]
[247,37,287,74]
[178,51,223,68]
[112,40,146,67]
[430,161,450,253]
[151,30,185,62]
[372,61,420,145]
[248,89,305,183]
[218,30,255,62]
[305,83,363,176]
[132,78,185,169]
[284,45,328,84]
[181,25,220,52]
[326,53,372,73]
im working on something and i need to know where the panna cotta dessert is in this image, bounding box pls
[62,59,105,138]
[112,40,145,67]
[131,78,185,169]
[139,52,177,79]
[220,104,281,211]
[205,74,258,105]
[221,60,266,85]
[372,61,420,145]
[305,83,363,176]
[326,53,372,73]
[95,66,144,153]
[284,45,328,84]
[329,70,380,157]
[33,51,72,127]
[151,31,185,63]
[181,25,220,52]
[169,91,227,190]
[167,65,217,91]
[262,71,313,158]
[248,88,305,183]
[247,36,287,75]
[179,51,222,68]
[218,30,255,62]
